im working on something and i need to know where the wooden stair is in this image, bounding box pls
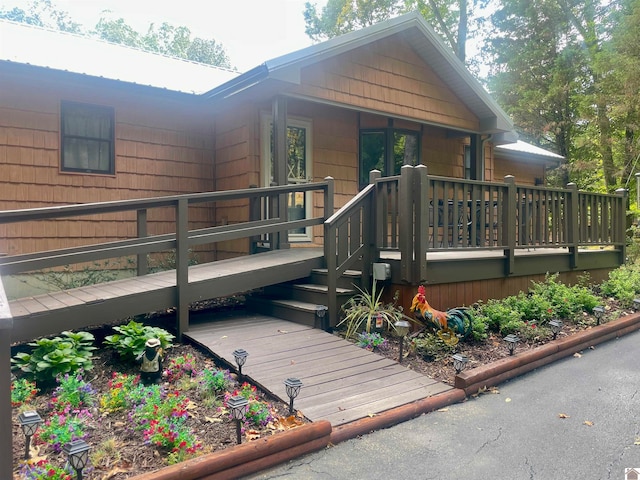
[249,268,362,329]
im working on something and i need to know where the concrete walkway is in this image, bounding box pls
[247,329,640,480]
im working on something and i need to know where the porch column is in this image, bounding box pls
[0,279,13,480]
[470,134,483,181]
[272,96,289,249]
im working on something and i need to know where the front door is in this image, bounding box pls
[262,115,313,242]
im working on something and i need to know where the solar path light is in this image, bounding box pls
[227,395,249,444]
[63,439,91,480]
[593,306,605,325]
[549,319,563,340]
[18,410,43,460]
[394,319,411,364]
[503,334,520,356]
[284,377,303,415]
[452,353,469,374]
[232,348,248,377]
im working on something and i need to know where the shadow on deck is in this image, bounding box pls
[185,311,451,427]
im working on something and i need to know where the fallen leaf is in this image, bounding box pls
[584,420,594,426]
[204,416,222,423]
[505,398,512,403]
[634,438,640,445]
[271,415,305,431]
[589,346,595,350]
[220,335,227,339]
[558,413,570,419]
[573,352,582,358]
[367,413,377,418]
[101,467,130,479]
[278,329,288,334]
[437,408,449,412]
[245,429,261,441]
[290,360,295,365]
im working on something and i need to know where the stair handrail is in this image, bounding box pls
[0,276,13,480]
[324,173,378,328]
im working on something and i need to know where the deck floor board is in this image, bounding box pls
[184,313,453,426]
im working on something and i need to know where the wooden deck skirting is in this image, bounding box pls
[184,313,452,426]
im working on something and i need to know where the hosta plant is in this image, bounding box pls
[103,320,174,362]
[11,331,95,384]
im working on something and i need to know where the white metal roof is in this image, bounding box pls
[496,140,564,160]
[0,20,240,95]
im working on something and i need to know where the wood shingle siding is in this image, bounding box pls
[0,73,216,258]
[293,35,479,131]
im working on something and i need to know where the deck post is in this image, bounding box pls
[503,176,516,275]
[272,96,289,250]
[0,278,13,480]
[616,188,628,265]
[365,170,381,289]
[324,177,334,220]
[399,166,414,283]
[176,198,189,341]
[324,220,337,329]
[414,165,429,283]
[136,209,148,276]
[567,183,580,269]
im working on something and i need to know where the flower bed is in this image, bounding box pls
[12,340,303,479]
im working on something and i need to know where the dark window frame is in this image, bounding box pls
[359,128,421,188]
[61,101,115,175]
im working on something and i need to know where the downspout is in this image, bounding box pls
[480,134,493,181]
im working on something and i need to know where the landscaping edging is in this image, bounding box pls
[455,312,640,395]
[130,420,332,480]
[129,312,640,480]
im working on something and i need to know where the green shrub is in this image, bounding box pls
[600,263,640,307]
[11,331,96,384]
[411,333,456,361]
[103,321,174,362]
[529,273,599,319]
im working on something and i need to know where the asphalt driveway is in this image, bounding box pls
[247,329,640,480]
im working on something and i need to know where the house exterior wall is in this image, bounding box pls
[0,69,216,259]
[494,155,546,185]
[292,35,480,132]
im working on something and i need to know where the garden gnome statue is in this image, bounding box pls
[138,338,163,384]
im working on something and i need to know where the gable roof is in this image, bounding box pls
[204,11,514,135]
[0,13,513,136]
[0,20,240,95]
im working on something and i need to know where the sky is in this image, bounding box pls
[1,0,327,71]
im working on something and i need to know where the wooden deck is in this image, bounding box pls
[8,248,324,343]
[184,312,452,426]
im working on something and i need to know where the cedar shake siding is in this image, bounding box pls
[0,69,216,259]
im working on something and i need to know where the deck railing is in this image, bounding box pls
[370,166,627,283]
[0,180,335,335]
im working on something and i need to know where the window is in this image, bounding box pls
[464,145,472,179]
[359,129,419,187]
[61,101,115,174]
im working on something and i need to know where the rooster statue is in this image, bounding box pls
[410,285,473,341]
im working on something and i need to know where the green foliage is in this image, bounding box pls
[198,368,232,397]
[20,459,74,480]
[356,331,388,350]
[165,353,197,382]
[469,315,488,342]
[99,372,140,414]
[529,273,599,319]
[11,377,38,407]
[103,321,174,362]
[338,283,405,339]
[50,373,96,412]
[36,408,93,453]
[11,331,96,383]
[600,263,640,307]
[411,333,456,361]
